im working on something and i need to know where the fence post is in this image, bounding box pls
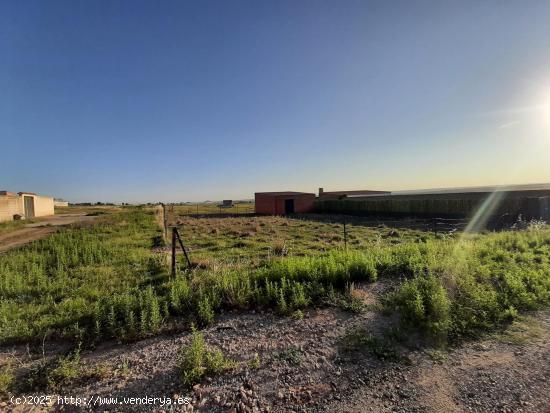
[171,227,176,277]
[343,217,348,251]
[162,203,167,242]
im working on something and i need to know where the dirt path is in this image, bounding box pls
[325,312,550,413]
[1,282,548,413]
[0,214,98,253]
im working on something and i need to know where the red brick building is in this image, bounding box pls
[255,192,315,215]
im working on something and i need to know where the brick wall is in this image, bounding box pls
[255,193,315,214]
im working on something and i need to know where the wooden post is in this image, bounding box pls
[171,227,177,276]
[343,217,348,251]
[162,203,167,242]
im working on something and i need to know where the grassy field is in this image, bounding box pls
[170,215,434,266]
[54,205,123,215]
[0,205,122,236]
[0,220,29,235]
[169,202,254,216]
[1,207,549,349]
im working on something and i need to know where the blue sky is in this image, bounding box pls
[1,1,550,203]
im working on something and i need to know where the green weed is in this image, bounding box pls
[179,328,233,387]
[0,362,14,395]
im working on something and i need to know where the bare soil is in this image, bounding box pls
[0,214,97,253]
[1,282,548,413]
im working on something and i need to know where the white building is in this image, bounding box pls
[0,191,55,222]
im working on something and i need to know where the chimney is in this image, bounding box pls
[319,188,324,197]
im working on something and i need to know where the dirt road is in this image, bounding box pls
[0,214,98,253]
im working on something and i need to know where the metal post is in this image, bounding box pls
[175,228,192,268]
[171,227,176,276]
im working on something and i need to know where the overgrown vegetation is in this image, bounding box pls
[1,207,549,351]
[17,347,113,392]
[0,219,29,235]
[0,361,14,395]
[388,229,550,343]
[179,328,233,387]
[0,209,167,344]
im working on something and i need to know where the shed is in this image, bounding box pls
[255,192,315,215]
[0,191,55,222]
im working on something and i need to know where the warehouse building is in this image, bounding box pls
[0,191,55,222]
[318,187,390,199]
[255,192,315,215]
[316,183,550,221]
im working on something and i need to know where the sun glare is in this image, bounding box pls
[543,98,550,125]
[532,87,550,133]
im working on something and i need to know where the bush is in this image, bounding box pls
[179,328,233,387]
[270,241,289,256]
[391,275,451,341]
[0,362,14,395]
[197,296,215,326]
[261,250,378,286]
[389,230,550,343]
[47,350,81,390]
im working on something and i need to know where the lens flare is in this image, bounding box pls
[463,190,507,234]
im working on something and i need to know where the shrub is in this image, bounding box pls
[179,328,233,387]
[270,241,289,257]
[197,296,215,326]
[169,276,191,314]
[47,350,82,390]
[0,362,14,395]
[391,275,451,341]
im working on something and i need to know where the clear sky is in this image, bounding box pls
[2,1,550,203]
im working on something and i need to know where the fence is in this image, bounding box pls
[315,195,550,222]
[168,202,255,217]
[293,214,470,237]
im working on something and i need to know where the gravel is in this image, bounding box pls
[2,283,549,413]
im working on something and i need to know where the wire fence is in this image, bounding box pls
[155,205,542,268]
[292,214,470,234]
[164,203,255,218]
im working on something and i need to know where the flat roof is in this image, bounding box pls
[255,191,315,196]
[321,190,390,195]
[389,182,550,196]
